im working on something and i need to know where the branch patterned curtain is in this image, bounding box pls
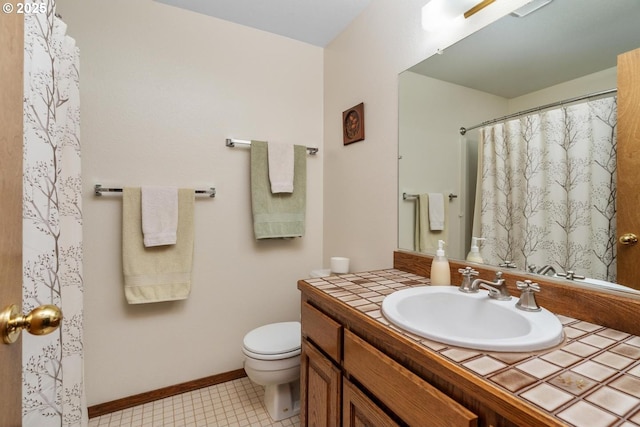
[479,97,617,282]
[23,1,86,425]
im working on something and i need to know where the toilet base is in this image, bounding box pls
[264,380,300,421]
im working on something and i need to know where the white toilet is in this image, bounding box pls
[242,321,301,421]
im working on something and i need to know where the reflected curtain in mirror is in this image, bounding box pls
[478,97,617,281]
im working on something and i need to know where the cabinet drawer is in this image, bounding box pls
[343,378,400,427]
[344,330,478,427]
[301,301,342,362]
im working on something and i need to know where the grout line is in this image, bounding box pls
[90,377,300,427]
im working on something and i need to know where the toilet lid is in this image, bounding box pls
[243,321,301,356]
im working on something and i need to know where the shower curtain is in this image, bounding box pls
[22,1,86,426]
[479,97,617,282]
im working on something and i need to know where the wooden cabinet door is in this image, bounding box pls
[0,11,24,427]
[343,378,400,427]
[617,47,640,288]
[300,339,342,427]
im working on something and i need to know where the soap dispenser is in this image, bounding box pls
[466,237,486,263]
[430,240,451,286]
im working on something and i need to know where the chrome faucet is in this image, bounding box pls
[499,260,517,269]
[557,270,586,281]
[516,280,541,312]
[536,265,557,276]
[458,266,479,293]
[472,272,511,300]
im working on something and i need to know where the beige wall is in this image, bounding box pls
[321,0,530,272]
[56,0,323,405]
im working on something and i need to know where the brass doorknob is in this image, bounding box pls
[619,233,639,246]
[0,304,63,345]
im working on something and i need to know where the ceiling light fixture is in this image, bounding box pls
[422,0,462,33]
[422,0,496,33]
[464,0,496,19]
[510,0,554,18]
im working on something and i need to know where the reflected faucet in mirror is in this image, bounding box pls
[498,261,517,269]
[528,265,556,276]
[557,271,586,281]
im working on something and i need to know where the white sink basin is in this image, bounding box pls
[382,286,564,352]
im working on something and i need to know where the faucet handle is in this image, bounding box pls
[499,261,517,268]
[516,280,541,312]
[458,266,479,277]
[557,270,586,280]
[458,266,479,293]
[516,279,540,292]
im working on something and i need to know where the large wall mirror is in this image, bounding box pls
[398,0,640,294]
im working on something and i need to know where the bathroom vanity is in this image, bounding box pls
[298,251,640,427]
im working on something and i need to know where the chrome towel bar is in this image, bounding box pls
[403,192,457,201]
[226,138,319,155]
[94,184,216,198]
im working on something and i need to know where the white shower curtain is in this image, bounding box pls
[479,97,617,282]
[23,1,86,426]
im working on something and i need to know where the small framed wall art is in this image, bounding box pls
[342,102,365,145]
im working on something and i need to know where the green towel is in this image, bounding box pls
[122,188,195,304]
[251,140,306,239]
[414,194,446,253]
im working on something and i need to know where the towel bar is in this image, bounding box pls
[403,192,457,201]
[226,138,319,155]
[94,184,216,198]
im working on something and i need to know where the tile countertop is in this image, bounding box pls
[302,269,640,427]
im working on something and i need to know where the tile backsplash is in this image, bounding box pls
[304,269,640,427]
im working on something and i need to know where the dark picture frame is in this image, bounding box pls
[342,103,365,145]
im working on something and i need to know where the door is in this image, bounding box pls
[617,47,640,288]
[0,11,24,427]
[300,340,342,427]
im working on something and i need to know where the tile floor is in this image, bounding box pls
[88,377,300,427]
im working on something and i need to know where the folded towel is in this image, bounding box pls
[428,193,445,231]
[123,188,195,304]
[251,140,306,239]
[141,186,178,247]
[415,194,447,253]
[267,142,294,193]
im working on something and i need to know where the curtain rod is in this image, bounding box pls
[459,88,617,135]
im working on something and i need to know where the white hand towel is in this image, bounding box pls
[428,193,445,231]
[141,186,178,247]
[267,142,294,193]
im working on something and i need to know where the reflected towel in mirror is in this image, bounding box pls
[415,194,447,253]
[428,193,445,230]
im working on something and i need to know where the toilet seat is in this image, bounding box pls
[243,347,301,360]
[242,321,301,361]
